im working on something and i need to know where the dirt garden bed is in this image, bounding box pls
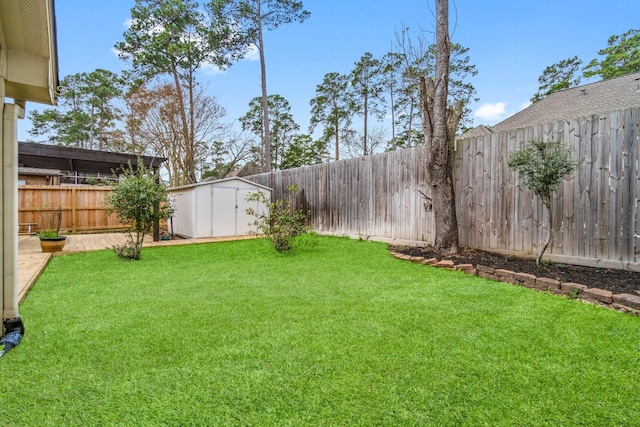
[389,245,640,295]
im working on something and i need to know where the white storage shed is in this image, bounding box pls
[169,177,271,238]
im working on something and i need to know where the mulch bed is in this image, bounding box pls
[390,245,640,295]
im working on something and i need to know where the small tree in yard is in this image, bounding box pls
[507,140,578,265]
[107,161,172,260]
[246,184,310,252]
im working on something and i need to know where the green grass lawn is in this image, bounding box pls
[2,236,639,426]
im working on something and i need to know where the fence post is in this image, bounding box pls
[71,187,77,233]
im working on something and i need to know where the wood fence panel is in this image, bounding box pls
[609,112,624,260]
[520,127,537,254]
[507,129,528,251]
[550,121,565,255]
[622,108,638,260]
[596,114,611,259]
[18,185,126,233]
[634,109,640,263]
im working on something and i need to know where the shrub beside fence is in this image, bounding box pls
[18,185,126,234]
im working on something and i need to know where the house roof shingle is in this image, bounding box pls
[459,72,640,139]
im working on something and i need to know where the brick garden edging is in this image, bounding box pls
[389,251,640,316]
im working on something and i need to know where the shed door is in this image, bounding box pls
[212,187,237,236]
[237,188,264,235]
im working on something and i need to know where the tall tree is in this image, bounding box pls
[210,0,310,171]
[350,52,385,156]
[419,0,460,253]
[380,51,404,149]
[239,94,300,170]
[29,69,124,149]
[309,72,353,161]
[583,29,640,80]
[125,82,227,186]
[116,0,243,184]
[531,56,583,103]
[395,26,477,147]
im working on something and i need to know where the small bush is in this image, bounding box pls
[246,184,311,252]
[106,160,172,260]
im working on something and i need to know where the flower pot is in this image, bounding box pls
[39,236,67,252]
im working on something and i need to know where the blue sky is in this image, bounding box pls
[19,0,640,142]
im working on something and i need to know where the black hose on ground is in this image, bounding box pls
[0,318,24,358]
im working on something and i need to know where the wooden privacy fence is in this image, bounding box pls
[18,185,126,233]
[248,107,640,267]
[248,148,436,243]
[455,108,640,267]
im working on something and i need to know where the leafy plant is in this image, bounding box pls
[106,160,172,260]
[507,140,578,265]
[246,184,311,252]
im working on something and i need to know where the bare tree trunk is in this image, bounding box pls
[188,71,196,181]
[421,0,459,253]
[390,84,396,149]
[363,92,368,155]
[171,68,195,184]
[537,199,552,265]
[256,0,271,171]
[334,119,339,161]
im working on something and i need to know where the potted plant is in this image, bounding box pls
[38,207,66,252]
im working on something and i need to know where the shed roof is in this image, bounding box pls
[170,176,272,192]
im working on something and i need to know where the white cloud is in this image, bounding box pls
[474,102,507,121]
[110,47,124,59]
[201,63,226,76]
[123,18,133,29]
[242,44,260,62]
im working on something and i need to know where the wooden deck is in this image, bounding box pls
[17,233,256,303]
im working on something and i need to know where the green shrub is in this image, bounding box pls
[507,140,578,265]
[246,184,311,252]
[106,160,172,260]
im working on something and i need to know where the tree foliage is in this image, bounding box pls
[29,69,124,149]
[116,0,244,183]
[309,72,354,161]
[280,134,326,169]
[533,29,640,101]
[350,52,386,156]
[583,29,640,80]
[107,161,173,260]
[124,82,227,186]
[210,0,310,171]
[531,56,583,103]
[507,139,578,265]
[240,94,301,170]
